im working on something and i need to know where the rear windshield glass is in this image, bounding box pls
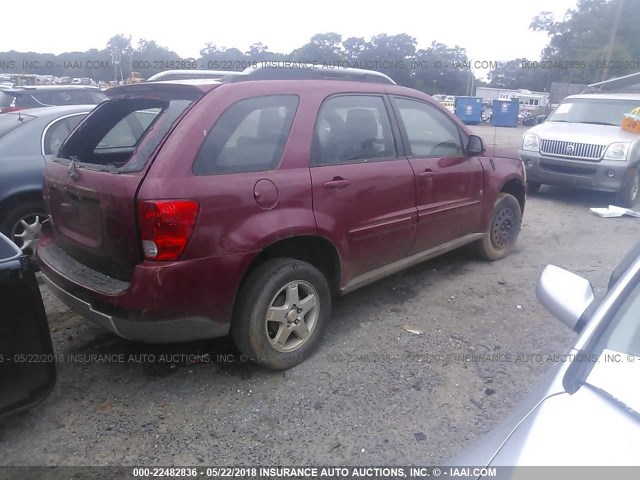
[0,113,35,139]
[547,98,640,126]
[58,97,193,170]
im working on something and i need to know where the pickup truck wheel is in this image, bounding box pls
[477,193,522,261]
[231,258,331,369]
[0,200,46,263]
[526,181,541,195]
[614,169,640,208]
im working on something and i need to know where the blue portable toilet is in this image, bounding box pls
[454,96,483,124]
[491,99,519,127]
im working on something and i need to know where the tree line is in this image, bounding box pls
[1,0,637,94]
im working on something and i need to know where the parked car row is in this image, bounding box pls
[0,74,98,87]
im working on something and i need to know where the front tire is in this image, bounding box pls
[477,193,522,261]
[231,258,331,369]
[614,169,640,208]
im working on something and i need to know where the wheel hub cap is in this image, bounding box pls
[265,280,320,353]
[12,214,44,258]
[491,208,515,250]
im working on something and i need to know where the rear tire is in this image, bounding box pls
[477,193,522,261]
[231,258,331,369]
[614,169,640,208]
[0,200,46,266]
[526,181,541,195]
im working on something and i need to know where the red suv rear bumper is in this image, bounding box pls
[38,234,257,343]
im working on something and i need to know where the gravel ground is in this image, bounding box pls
[1,125,639,466]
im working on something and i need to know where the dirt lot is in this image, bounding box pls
[1,125,639,466]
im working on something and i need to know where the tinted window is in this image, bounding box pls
[97,109,161,149]
[395,98,464,157]
[42,114,85,155]
[312,95,396,165]
[193,95,299,175]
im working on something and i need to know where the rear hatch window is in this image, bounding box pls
[57,96,194,172]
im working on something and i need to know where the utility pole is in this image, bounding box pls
[129,35,133,80]
[601,0,625,82]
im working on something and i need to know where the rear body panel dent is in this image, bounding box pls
[39,228,258,326]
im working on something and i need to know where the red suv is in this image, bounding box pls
[38,66,526,369]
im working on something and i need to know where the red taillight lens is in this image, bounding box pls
[137,200,199,261]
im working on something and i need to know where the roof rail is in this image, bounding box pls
[147,69,237,82]
[221,62,396,85]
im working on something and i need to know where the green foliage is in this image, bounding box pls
[0,33,479,93]
[528,0,640,84]
[9,4,636,94]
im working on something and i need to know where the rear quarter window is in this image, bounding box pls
[192,95,299,175]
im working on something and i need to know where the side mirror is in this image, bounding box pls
[467,135,484,155]
[536,265,594,332]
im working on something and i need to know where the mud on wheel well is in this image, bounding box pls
[243,236,342,296]
[500,179,526,214]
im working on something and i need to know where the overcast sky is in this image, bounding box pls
[2,0,578,61]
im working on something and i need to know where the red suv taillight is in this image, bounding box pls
[137,200,199,261]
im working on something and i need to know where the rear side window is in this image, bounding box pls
[192,95,299,175]
[311,95,397,166]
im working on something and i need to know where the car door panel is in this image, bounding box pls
[392,97,484,254]
[310,94,417,284]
